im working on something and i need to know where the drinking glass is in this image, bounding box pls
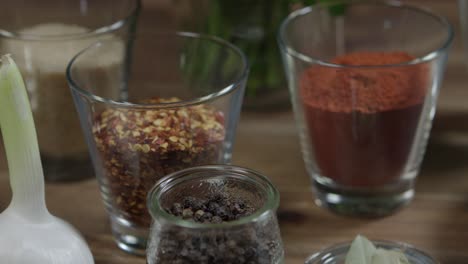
[459,0,468,66]
[278,1,453,217]
[67,33,248,255]
[0,0,141,181]
[305,240,438,264]
[146,165,284,264]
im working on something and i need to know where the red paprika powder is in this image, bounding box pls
[300,51,428,187]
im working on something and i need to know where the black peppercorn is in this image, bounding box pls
[154,194,280,264]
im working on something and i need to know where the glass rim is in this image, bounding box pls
[305,239,439,263]
[278,0,454,69]
[66,31,249,110]
[0,0,141,41]
[147,165,280,229]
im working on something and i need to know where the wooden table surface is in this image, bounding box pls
[1,0,468,263]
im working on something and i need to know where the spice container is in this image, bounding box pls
[67,33,248,255]
[278,1,453,216]
[305,240,438,264]
[147,165,284,264]
[0,0,140,181]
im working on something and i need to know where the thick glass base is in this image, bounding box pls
[313,179,414,217]
[110,215,149,256]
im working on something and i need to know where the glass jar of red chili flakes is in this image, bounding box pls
[67,33,248,255]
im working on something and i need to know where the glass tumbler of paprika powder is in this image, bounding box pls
[67,33,248,255]
[278,1,453,217]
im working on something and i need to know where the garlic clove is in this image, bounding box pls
[345,235,377,264]
[371,248,410,264]
[345,235,411,264]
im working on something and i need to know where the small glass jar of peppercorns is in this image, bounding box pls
[146,165,284,264]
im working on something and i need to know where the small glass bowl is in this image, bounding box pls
[305,240,438,264]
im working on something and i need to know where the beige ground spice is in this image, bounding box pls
[2,23,124,160]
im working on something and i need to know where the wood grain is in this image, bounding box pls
[1,0,468,263]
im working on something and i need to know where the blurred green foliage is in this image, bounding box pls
[187,0,346,100]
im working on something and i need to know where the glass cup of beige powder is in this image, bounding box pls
[0,0,141,181]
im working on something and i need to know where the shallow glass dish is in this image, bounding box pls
[305,240,438,264]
